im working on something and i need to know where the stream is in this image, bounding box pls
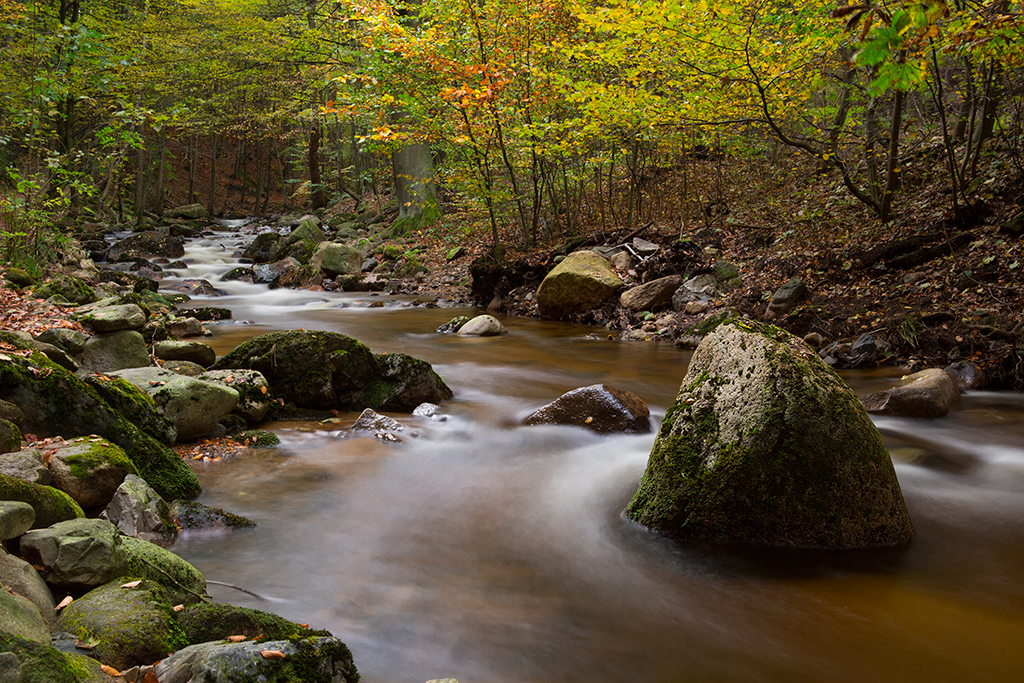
[149,225,1024,682]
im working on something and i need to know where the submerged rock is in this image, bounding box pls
[525,384,651,434]
[456,314,507,337]
[626,318,914,549]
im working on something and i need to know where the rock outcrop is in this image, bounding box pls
[626,318,914,549]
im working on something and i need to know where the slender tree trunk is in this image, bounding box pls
[155,128,167,216]
[208,133,218,217]
[188,134,197,204]
[309,122,326,209]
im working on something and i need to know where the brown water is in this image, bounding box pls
[161,228,1024,683]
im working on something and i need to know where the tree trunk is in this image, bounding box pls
[309,121,326,209]
[208,133,218,217]
[392,142,437,219]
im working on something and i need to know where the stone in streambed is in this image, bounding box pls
[536,250,624,319]
[168,500,256,532]
[198,369,272,424]
[0,449,50,485]
[626,318,913,549]
[20,518,126,588]
[45,437,139,510]
[0,500,35,540]
[620,275,684,313]
[78,329,152,373]
[74,304,147,332]
[119,535,207,605]
[525,384,651,434]
[0,546,57,628]
[861,368,962,418]
[0,417,20,454]
[0,631,113,683]
[178,603,306,644]
[0,474,84,528]
[456,314,507,337]
[0,588,50,645]
[153,339,217,368]
[101,474,176,545]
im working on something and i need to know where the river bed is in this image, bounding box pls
[156,227,1024,682]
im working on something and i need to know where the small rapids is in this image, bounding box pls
[147,226,1024,683]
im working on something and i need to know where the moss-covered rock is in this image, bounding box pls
[178,603,305,644]
[198,369,272,424]
[241,232,282,263]
[233,430,280,447]
[0,631,113,683]
[0,416,21,453]
[153,633,359,683]
[355,352,454,412]
[626,318,914,549]
[78,329,152,373]
[0,350,200,500]
[119,536,207,605]
[153,340,217,368]
[168,500,256,531]
[0,474,84,528]
[58,577,189,670]
[0,582,50,643]
[535,250,624,319]
[74,304,147,333]
[34,328,89,356]
[31,274,97,305]
[84,374,178,445]
[47,437,139,509]
[0,545,57,628]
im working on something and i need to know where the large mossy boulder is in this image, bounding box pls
[119,535,207,605]
[20,518,126,588]
[0,631,113,683]
[83,374,177,445]
[178,603,306,644]
[211,330,452,411]
[0,349,200,500]
[0,546,57,628]
[0,474,84,528]
[0,583,50,644]
[311,241,362,277]
[78,329,152,373]
[31,274,97,305]
[626,318,914,549]
[536,250,624,319]
[74,303,147,333]
[109,367,239,440]
[106,230,185,261]
[58,578,189,670]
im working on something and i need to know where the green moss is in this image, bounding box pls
[235,430,280,447]
[65,440,139,480]
[85,374,177,445]
[0,473,84,527]
[31,274,96,305]
[0,631,110,683]
[178,603,306,644]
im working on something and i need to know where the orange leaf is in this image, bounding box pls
[100,664,121,676]
[56,595,73,610]
[227,635,247,642]
[261,650,286,659]
[173,604,185,612]
[121,580,142,588]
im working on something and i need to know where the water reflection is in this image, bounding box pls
[167,228,1024,683]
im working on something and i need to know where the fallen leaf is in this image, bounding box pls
[260,385,268,394]
[173,604,185,612]
[261,650,286,659]
[56,595,73,610]
[100,664,121,676]
[142,672,159,683]
[295,622,309,629]
[227,635,247,642]
[121,580,142,588]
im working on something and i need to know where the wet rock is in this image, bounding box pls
[456,314,507,336]
[0,631,112,683]
[109,367,239,441]
[168,500,256,532]
[437,316,471,334]
[0,587,50,644]
[945,360,985,391]
[627,318,914,548]
[0,473,84,528]
[175,278,226,296]
[167,316,208,339]
[58,578,188,670]
[119,536,206,605]
[274,264,324,289]
[101,474,175,545]
[47,437,139,510]
[525,384,651,434]
[220,266,255,282]
[0,449,50,485]
[79,329,152,373]
[154,635,358,683]
[179,603,306,644]
[31,274,97,305]
[234,430,279,447]
[198,369,272,423]
[0,500,35,540]
[536,251,624,319]
[211,330,452,412]
[351,408,405,442]
[187,306,232,322]
[2,267,35,287]
[620,275,684,312]
[83,374,178,445]
[861,368,962,418]
[412,402,440,418]
[252,257,297,284]
[20,518,125,588]
[0,547,56,628]
[764,277,807,319]
[107,231,185,261]
[242,232,282,263]
[153,340,216,368]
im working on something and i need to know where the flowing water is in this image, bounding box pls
[152,226,1024,682]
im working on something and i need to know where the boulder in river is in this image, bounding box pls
[861,368,962,418]
[74,303,147,333]
[211,330,452,412]
[153,339,217,368]
[456,314,507,337]
[101,473,176,545]
[312,241,363,277]
[620,275,684,313]
[45,436,139,510]
[78,329,152,373]
[525,384,651,434]
[20,518,126,588]
[626,318,914,549]
[198,369,272,423]
[536,250,624,319]
[107,230,185,261]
